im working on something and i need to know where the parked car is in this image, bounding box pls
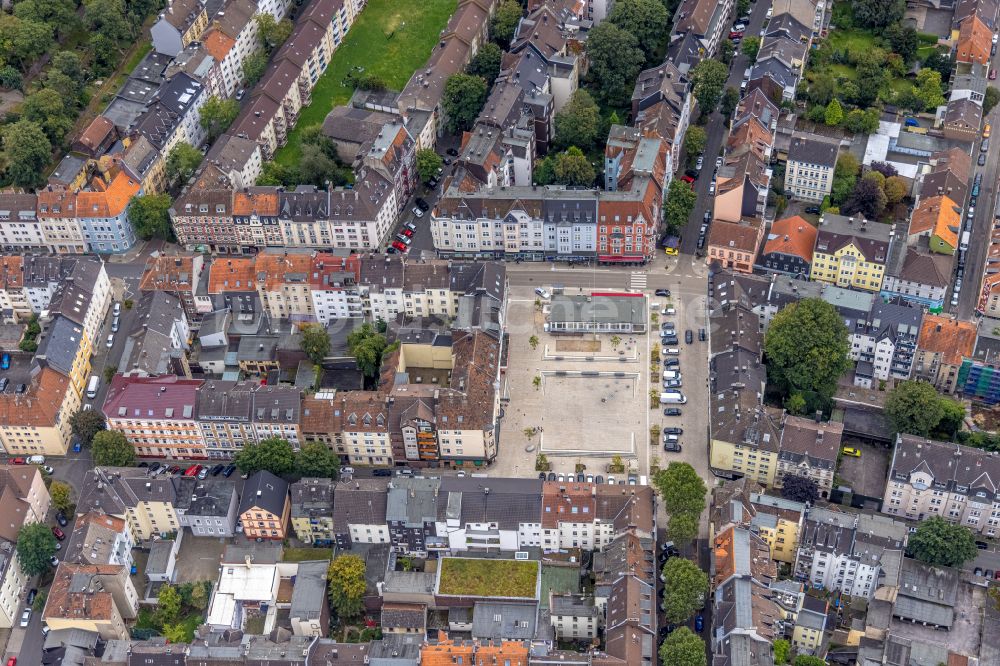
[685,330,694,344]
[0,353,8,369]
[339,466,356,476]
[663,407,682,416]
[106,334,114,348]
[49,556,59,566]
[412,207,424,218]
[804,206,821,214]
[842,447,861,457]
[19,608,30,628]
[391,240,408,252]
[664,427,683,435]
[113,302,121,317]
[698,328,707,341]
[695,155,704,170]
[695,615,704,632]
[655,288,671,297]
[56,512,68,526]
[51,526,65,540]
[373,469,392,477]
[26,589,36,605]
[663,358,679,368]
[198,467,209,480]
[395,234,412,245]
[446,147,459,156]
[415,198,430,211]
[980,153,988,166]
[680,175,695,184]
[222,464,236,477]
[10,458,24,465]
[663,441,682,452]
[977,540,989,550]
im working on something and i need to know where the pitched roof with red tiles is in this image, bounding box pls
[232,189,279,217]
[37,188,77,218]
[959,15,993,62]
[208,257,256,293]
[254,252,315,292]
[420,632,529,666]
[542,481,596,529]
[918,314,977,366]
[708,218,764,255]
[762,215,817,262]
[203,27,236,61]
[0,255,23,290]
[102,374,203,422]
[0,367,70,429]
[140,255,197,293]
[76,171,141,219]
[77,116,116,153]
[909,195,961,239]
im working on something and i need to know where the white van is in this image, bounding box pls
[661,347,680,356]
[660,391,687,404]
[662,370,682,380]
[27,455,45,465]
[86,375,100,399]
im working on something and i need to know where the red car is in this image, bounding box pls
[729,31,743,39]
[391,240,408,252]
[7,656,15,666]
[991,68,997,80]
[184,464,201,477]
[401,228,414,237]
[680,175,695,184]
[51,526,65,541]
[10,458,24,465]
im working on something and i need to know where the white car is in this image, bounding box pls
[662,347,680,356]
[715,156,723,168]
[733,23,746,31]
[106,334,114,348]
[994,33,998,45]
[113,302,121,317]
[766,7,772,18]
[660,306,676,316]
[412,207,424,218]
[19,608,30,628]
[709,182,716,195]
[695,155,704,170]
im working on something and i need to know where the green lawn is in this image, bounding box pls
[824,28,876,54]
[437,557,539,598]
[282,546,333,562]
[274,0,457,166]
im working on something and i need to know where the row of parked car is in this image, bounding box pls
[142,461,236,479]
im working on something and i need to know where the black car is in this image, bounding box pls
[55,512,68,527]
[663,407,682,416]
[698,328,707,342]
[149,462,161,473]
[373,469,392,477]
[663,358,679,368]
[446,147,459,156]
[685,330,694,344]
[980,153,988,166]
[426,177,439,189]
[655,288,671,297]
[209,464,224,476]
[415,197,430,211]
[538,472,547,480]
[804,206,821,214]
[664,441,682,452]
[684,168,698,179]
[386,246,397,254]
[26,588,37,605]
[662,336,678,345]
[664,427,683,435]
[977,540,989,550]
[222,464,236,477]
[138,461,149,468]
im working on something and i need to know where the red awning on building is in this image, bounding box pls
[598,255,645,262]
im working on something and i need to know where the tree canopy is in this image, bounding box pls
[490,0,523,46]
[683,126,707,159]
[690,59,729,116]
[552,147,595,187]
[664,178,697,233]
[780,474,819,503]
[660,557,708,624]
[255,14,293,52]
[17,522,58,576]
[442,73,489,134]
[986,86,1000,115]
[554,90,602,152]
[327,554,367,620]
[70,408,106,446]
[907,516,977,567]
[347,323,389,378]
[886,380,965,438]
[852,0,905,29]
[1,120,51,188]
[199,96,240,141]
[658,627,706,666]
[300,323,331,365]
[50,480,73,514]
[92,430,135,467]
[467,42,503,84]
[295,442,339,478]
[416,149,443,182]
[128,195,174,241]
[166,142,204,187]
[607,0,670,60]
[764,298,851,405]
[235,437,296,476]
[585,22,645,107]
[655,462,706,546]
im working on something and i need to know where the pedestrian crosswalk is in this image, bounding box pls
[629,272,647,291]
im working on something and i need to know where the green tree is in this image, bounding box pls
[773,639,790,664]
[85,0,133,42]
[608,0,670,59]
[1,120,51,188]
[189,581,211,610]
[161,622,188,643]
[416,149,444,182]
[327,554,367,620]
[300,323,331,365]
[886,380,964,437]
[664,178,697,232]
[255,13,293,52]
[808,73,837,107]
[554,89,602,151]
[719,39,735,66]
[852,0,905,29]
[690,59,729,116]
[0,15,53,71]
[886,24,919,63]
[655,462,706,516]
[47,52,87,105]
[884,175,907,204]
[668,511,700,545]
[89,33,120,75]
[127,195,173,241]
[937,398,966,438]
[780,474,819,503]
[347,323,389,378]
[156,584,182,625]
[906,516,976,567]
[683,126,707,159]
[824,98,844,126]
[491,0,522,46]
[298,143,347,188]
[660,557,709,624]
[658,627,706,666]
[832,153,860,204]
[16,523,58,576]
[235,437,296,476]
[842,108,876,134]
[534,156,555,185]
[842,176,887,219]
[552,147,595,186]
[50,481,73,514]
[720,86,740,119]
[914,68,946,110]
[257,162,296,186]
[467,42,503,84]
[199,96,240,141]
[764,298,851,404]
[295,442,339,478]
[242,51,268,87]
[441,73,489,134]
[985,86,1000,115]
[793,657,827,666]
[14,0,78,38]
[91,430,135,467]
[736,0,751,15]
[21,88,73,146]
[0,66,23,91]
[70,408,106,446]
[740,36,761,61]
[166,142,203,186]
[585,22,645,106]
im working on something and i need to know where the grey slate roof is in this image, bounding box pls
[439,476,544,530]
[893,558,958,627]
[238,470,289,517]
[788,133,839,168]
[290,560,328,621]
[290,477,335,519]
[333,478,389,532]
[472,601,537,640]
[386,477,440,526]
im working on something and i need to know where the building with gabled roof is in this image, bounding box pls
[908,195,961,255]
[102,374,206,459]
[758,215,817,277]
[43,563,138,639]
[785,133,838,202]
[775,415,842,498]
[809,213,894,292]
[881,242,953,310]
[913,314,977,392]
[290,477,335,545]
[151,0,209,56]
[706,218,765,274]
[238,470,290,540]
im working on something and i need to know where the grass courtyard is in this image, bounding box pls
[437,557,540,598]
[274,0,457,166]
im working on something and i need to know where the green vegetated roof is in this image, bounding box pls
[437,557,539,598]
